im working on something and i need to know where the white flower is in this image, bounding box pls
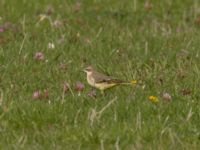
[48,42,55,49]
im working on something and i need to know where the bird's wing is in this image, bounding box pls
[93,71,124,84]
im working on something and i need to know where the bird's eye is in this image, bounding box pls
[85,66,93,72]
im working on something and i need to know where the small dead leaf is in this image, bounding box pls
[180,88,192,96]
[144,1,153,11]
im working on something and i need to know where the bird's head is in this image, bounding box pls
[84,66,94,75]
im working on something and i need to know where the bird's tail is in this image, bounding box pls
[119,80,137,85]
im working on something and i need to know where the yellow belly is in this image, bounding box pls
[94,83,117,90]
[87,75,118,90]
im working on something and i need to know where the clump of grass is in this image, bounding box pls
[0,0,199,149]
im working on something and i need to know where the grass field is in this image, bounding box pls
[0,0,200,149]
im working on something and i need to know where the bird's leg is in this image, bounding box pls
[92,87,95,91]
[101,90,105,96]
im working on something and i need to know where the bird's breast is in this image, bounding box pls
[87,74,95,87]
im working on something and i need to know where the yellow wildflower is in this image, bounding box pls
[148,95,159,104]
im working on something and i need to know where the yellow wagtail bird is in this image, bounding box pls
[84,66,136,94]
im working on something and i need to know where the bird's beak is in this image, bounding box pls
[83,69,87,73]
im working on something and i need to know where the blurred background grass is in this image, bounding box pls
[0,0,200,149]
